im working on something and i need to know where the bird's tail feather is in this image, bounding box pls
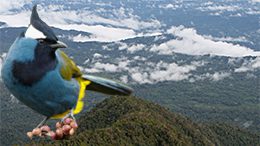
[83,75,133,96]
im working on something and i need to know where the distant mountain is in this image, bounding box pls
[29,96,260,146]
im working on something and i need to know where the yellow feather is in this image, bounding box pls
[51,110,70,119]
[73,78,91,114]
[51,78,91,119]
[59,50,82,80]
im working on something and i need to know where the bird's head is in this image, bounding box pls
[24,5,67,49]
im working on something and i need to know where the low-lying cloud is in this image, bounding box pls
[235,57,260,72]
[64,25,136,42]
[0,2,161,42]
[150,26,260,57]
[84,59,206,84]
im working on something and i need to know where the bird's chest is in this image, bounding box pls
[2,62,79,115]
[2,57,56,92]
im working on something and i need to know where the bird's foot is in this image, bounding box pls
[27,117,78,140]
[61,109,76,122]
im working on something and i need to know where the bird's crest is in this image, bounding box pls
[25,5,58,42]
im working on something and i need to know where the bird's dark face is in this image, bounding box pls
[24,5,67,49]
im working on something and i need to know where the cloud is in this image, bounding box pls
[251,0,260,3]
[120,75,129,84]
[118,42,128,50]
[205,5,239,12]
[83,54,207,84]
[128,44,145,53]
[0,10,30,27]
[133,56,147,61]
[245,9,260,15]
[209,72,231,81]
[159,4,180,10]
[149,62,196,82]
[234,57,260,72]
[150,26,260,57]
[10,5,160,30]
[119,44,145,53]
[84,68,101,73]
[150,43,173,55]
[128,61,205,84]
[84,58,131,73]
[69,34,90,43]
[197,1,260,16]
[0,0,31,13]
[203,35,250,43]
[93,53,103,59]
[131,72,152,84]
[66,25,136,42]
[196,3,241,13]
[0,3,161,42]
[92,62,119,72]
[70,31,162,43]
[193,72,231,81]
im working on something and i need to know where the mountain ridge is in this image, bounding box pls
[29,96,260,146]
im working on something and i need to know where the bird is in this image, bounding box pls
[1,5,133,132]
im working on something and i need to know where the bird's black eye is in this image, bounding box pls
[38,39,44,44]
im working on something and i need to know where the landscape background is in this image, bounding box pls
[0,0,259,145]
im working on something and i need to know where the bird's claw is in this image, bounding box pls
[61,110,76,122]
[27,118,78,140]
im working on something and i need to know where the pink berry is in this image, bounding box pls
[56,128,63,139]
[32,128,41,136]
[69,128,75,136]
[70,121,78,129]
[46,131,56,140]
[56,122,62,128]
[27,132,33,139]
[62,125,71,135]
[64,118,72,125]
[40,125,51,132]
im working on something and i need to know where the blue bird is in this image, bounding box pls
[1,5,133,131]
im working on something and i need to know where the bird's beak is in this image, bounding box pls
[50,41,68,49]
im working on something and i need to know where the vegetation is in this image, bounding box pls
[134,74,260,133]
[29,96,260,146]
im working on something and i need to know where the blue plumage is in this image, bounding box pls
[1,36,79,117]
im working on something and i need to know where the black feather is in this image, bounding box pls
[31,5,57,42]
[12,42,57,86]
[83,75,133,96]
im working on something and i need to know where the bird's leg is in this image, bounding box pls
[36,117,49,128]
[27,117,50,139]
[70,109,76,121]
[61,109,76,122]
[52,109,78,138]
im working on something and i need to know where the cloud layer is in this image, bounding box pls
[234,57,260,72]
[0,2,161,42]
[149,26,260,57]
